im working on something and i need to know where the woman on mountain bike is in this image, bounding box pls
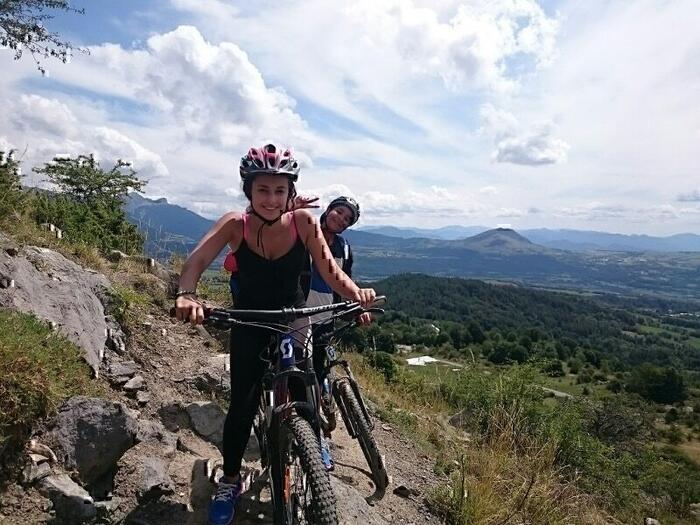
[174,143,376,525]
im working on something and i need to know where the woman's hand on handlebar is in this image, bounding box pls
[352,287,376,309]
[175,295,204,325]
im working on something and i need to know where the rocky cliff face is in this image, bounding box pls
[0,234,120,373]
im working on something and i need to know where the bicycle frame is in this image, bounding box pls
[257,332,322,469]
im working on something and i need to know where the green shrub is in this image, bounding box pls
[0,309,95,457]
[365,351,397,382]
[0,151,26,221]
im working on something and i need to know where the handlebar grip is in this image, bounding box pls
[371,295,387,308]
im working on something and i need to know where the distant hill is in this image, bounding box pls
[125,193,215,258]
[454,228,551,255]
[361,224,700,252]
[522,228,700,252]
[124,195,700,300]
[362,225,488,240]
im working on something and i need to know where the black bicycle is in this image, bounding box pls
[191,299,383,524]
[315,303,391,502]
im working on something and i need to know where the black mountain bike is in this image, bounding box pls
[315,303,391,502]
[192,299,383,524]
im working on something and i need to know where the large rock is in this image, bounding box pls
[188,355,231,396]
[38,474,96,522]
[113,442,174,501]
[51,397,137,486]
[0,245,111,371]
[332,477,389,525]
[158,401,191,432]
[186,401,226,446]
[135,418,178,455]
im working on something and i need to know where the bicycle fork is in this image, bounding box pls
[329,361,374,437]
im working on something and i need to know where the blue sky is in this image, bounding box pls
[1,0,699,235]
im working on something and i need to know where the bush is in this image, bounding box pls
[0,151,26,221]
[542,359,565,377]
[365,351,397,382]
[0,310,95,458]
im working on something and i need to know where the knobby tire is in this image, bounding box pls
[272,416,338,525]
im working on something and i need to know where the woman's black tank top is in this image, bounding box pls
[233,215,306,310]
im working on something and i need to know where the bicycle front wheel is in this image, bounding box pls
[337,378,389,499]
[271,416,338,525]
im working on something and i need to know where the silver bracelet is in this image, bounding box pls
[176,289,197,297]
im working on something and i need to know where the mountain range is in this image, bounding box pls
[124,194,700,300]
[363,225,700,252]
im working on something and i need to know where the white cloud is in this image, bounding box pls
[169,0,560,151]
[480,103,569,165]
[0,93,169,182]
[495,208,524,218]
[92,127,169,180]
[77,26,311,149]
[11,95,78,137]
[677,190,700,202]
[479,185,499,195]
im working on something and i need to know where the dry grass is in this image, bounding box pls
[346,352,617,525]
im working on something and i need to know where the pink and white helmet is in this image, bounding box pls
[239,143,300,182]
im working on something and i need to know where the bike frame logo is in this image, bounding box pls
[280,336,295,366]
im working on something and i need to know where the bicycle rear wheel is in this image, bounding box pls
[271,416,338,524]
[336,378,389,499]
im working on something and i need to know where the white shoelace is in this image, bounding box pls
[213,481,239,502]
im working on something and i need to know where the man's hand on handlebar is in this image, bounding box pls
[357,312,373,325]
[175,295,205,325]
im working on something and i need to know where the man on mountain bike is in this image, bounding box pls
[305,196,371,471]
[174,144,375,525]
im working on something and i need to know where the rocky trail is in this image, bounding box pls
[0,240,442,524]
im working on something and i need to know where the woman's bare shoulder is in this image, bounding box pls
[291,208,317,229]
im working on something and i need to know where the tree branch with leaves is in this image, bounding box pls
[0,0,87,75]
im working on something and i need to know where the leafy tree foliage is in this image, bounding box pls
[0,150,26,220]
[32,155,146,254]
[626,364,687,404]
[34,155,144,205]
[370,274,700,372]
[0,0,86,74]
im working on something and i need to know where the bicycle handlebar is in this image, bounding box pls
[170,295,386,324]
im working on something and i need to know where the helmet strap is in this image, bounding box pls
[249,205,283,258]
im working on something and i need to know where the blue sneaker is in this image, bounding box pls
[208,479,242,525]
[320,437,334,472]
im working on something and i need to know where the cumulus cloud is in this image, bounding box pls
[11,95,78,137]
[252,0,559,95]
[93,127,169,180]
[677,190,700,202]
[1,94,169,181]
[83,26,310,149]
[480,103,569,165]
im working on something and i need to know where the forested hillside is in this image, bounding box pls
[369,274,700,372]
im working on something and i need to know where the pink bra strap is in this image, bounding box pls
[290,212,298,243]
[242,213,249,242]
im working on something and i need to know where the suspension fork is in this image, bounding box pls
[330,359,375,434]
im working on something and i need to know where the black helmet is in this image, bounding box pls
[326,196,360,226]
